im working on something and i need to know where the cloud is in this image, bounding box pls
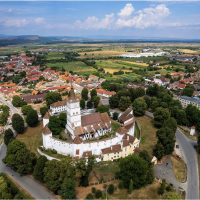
[75,13,115,29]
[8,9,12,13]
[115,4,170,29]
[4,19,28,27]
[35,17,45,24]
[118,3,134,18]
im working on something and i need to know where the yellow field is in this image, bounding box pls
[104,68,132,73]
[109,60,148,66]
[178,49,198,54]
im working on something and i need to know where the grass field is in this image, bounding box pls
[111,120,121,132]
[134,115,158,155]
[45,61,94,72]
[170,155,186,183]
[16,121,43,157]
[104,68,132,73]
[118,56,168,63]
[46,52,65,60]
[178,49,199,54]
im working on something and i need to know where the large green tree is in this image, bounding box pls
[143,95,151,108]
[119,154,148,189]
[90,89,97,100]
[96,105,110,115]
[153,142,165,160]
[21,105,33,115]
[12,95,22,107]
[4,128,14,146]
[26,110,38,127]
[3,140,37,174]
[163,117,177,133]
[33,155,48,182]
[153,107,170,128]
[92,96,100,108]
[76,155,95,187]
[109,94,119,109]
[0,176,12,199]
[81,88,89,101]
[11,114,24,134]
[151,100,159,112]
[87,100,93,109]
[119,96,131,111]
[58,177,77,199]
[80,99,85,109]
[59,113,67,128]
[132,98,147,116]
[176,109,187,125]
[182,87,194,97]
[48,116,62,135]
[40,106,48,118]
[45,92,62,108]
[139,150,153,168]
[185,104,200,126]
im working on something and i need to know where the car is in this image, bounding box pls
[177,155,182,159]
[8,123,12,125]
[194,145,197,149]
[176,145,179,148]
[5,99,7,101]
[54,112,58,115]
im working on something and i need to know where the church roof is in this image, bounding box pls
[106,121,112,128]
[100,112,110,123]
[43,125,52,135]
[116,127,128,135]
[122,133,136,144]
[100,122,106,129]
[87,125,94,133]
[93,123,100,130]
[81,112,102,126]
[73,136,83,144]
[43,112,51,119]
[82,151,92,158]
[74,126,87,136]
[50,100,66,108]
[119,108,133,123]
[67,86,79,103]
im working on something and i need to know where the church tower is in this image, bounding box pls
[66,86,81,138]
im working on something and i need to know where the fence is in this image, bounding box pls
[37,147,61,161]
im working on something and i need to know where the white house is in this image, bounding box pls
[50,100,67,114]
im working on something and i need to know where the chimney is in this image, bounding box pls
[127,136,129,140]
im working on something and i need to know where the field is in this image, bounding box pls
[178,49,199,54]
[45,61,95,73]
[16,121,43,157]
[46,52,66,60]
[104,68,132,73]
[134,115,158,155]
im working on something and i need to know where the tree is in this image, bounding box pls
[40,106,48,118]
[95,190,102,198]
[12,95,22,107]
[11,114,24,134]
[163,117,177,133]
[143,95,151,108]
[59,177,77,199]
[113,112,119,120]
[48,116,62,135]
[4,129,14,146]
[108,184,115,194]
[163,193,181,199]
[87,100,93,108]
[86,193,94,199]
[33,155,48,182]
[81,88,89,101]
[59,113,67,128]
[160,102,168,108]
[90,89,97,99]
[128,179,133,194]
[151,100,159,112]
[45,92,62,108]
[3,140,37,174]
[80,99,85,109]
[139,150,152,168]
[146,167,155,184]
[109,94,119,109]
[0,176,12,199]
[20,71,26,77]
[96,105,110,115]
[92,96,100,108]
[153,107,170,128]
[185,104,200,126]
[169,106,179,118]
[158,179,166,195]
[163,94,172,105]
[119,154,148,189]
[153,142,165,160]
[39,76,45,81]
[132,98,147,116]
[119,96,131,111]
[182,87,194,97]
[156,127,175,155]
[21,105,33,115]
[26,110,38,127]
[176,109,188,125]
[76,155,95,187]
[20,100,27,107]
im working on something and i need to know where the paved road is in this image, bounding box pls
[145,111,199,199]
[0,143,55,199]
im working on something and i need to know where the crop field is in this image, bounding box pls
[178,49,199,54]
[104,68,132,73]
[46,52,66,60]
[45,61,92,72]
[118,56,168,63]
[116,73,142,81]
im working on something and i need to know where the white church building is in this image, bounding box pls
[41,87,157,163]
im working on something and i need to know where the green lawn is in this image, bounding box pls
[46,52,66,60]
[111,120,120,132]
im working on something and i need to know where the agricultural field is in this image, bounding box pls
[46,52,66,60]
[104,68,132,73]
[178,49,199,54]
[118,56,168,63]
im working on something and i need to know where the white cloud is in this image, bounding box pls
[8,9,12,13]
[115,4,170,29]
[35,17,45,24]
[118,3,134,18]
[75,13,115,29]
[4,19,28,27]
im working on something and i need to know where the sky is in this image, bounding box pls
[0,1,200,39]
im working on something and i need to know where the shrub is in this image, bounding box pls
[95,190,102,198]
[108,184,115,194]
[115,171,120,179]
[166,185,172,192]
[103,184,107,189]
[51,149,57,154]
[100,176,104,182]
[92,187,96,194]
[86,193,94,199]
[118,182,124,189]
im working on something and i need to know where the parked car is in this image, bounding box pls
[176,145,179,148]
[194,145,197,149]
[177,155,182,159]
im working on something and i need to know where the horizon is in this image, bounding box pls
[0,1,200,39]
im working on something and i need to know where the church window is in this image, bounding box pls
[114,156,116,158]
[76,112,78,114]
[73,112,75,115]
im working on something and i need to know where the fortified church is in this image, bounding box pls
[42,87,157,163]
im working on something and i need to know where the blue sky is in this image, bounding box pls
[0,1,200,39]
